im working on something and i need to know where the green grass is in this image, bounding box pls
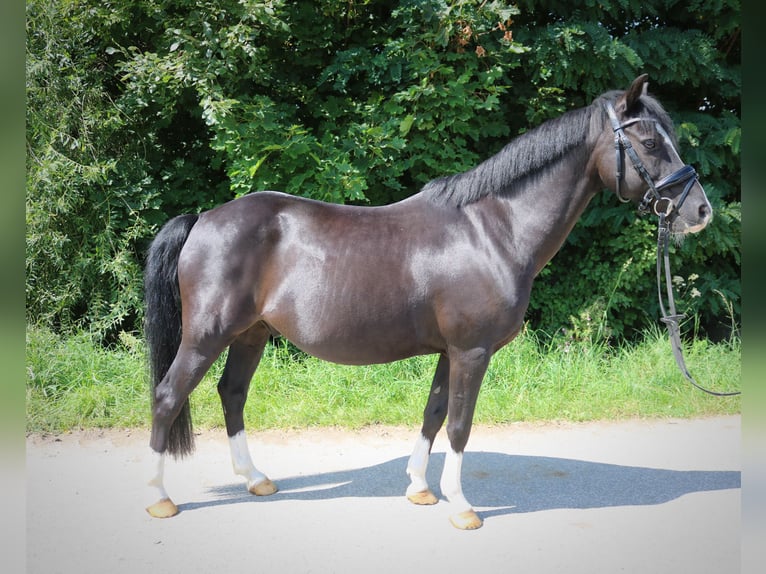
[25,324,741,433]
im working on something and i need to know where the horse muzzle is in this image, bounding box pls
[650,166,713,235]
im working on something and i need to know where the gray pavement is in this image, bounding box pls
[26,416,740,573]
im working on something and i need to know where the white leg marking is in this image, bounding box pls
[229,430,268,490]
[406,433,432,496]
[147,449,169,504]
[440,448,472,513]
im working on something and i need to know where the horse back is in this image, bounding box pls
[177,191,528,363]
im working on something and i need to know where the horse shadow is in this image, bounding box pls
[178,452,740,520]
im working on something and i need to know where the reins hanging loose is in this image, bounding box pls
[656,214,740,397]
[605,100,739,397]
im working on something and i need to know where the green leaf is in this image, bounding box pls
[399,114,415,136]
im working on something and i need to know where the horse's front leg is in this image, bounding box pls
[406,354,450,505]
[440,346,490,530]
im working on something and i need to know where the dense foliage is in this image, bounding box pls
[26,0,740,343]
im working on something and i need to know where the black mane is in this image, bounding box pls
[421,91,675,207]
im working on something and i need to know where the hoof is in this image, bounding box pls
[249,478,278,496]
[146,498,179,518]
[407,489,439,506]
[449,509,483,530]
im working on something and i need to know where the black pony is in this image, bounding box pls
[144,75,711,529]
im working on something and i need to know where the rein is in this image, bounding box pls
[605,102,740,397]
[656,215,740,396]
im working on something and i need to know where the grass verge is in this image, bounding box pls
[25,324,740,433]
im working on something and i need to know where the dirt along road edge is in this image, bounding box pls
[27,415,740,573]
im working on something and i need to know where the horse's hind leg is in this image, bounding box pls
[147,340,225,517]
[406,353,449,506]
[218,324,278,496]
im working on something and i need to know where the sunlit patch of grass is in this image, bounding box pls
[26,324,740,433]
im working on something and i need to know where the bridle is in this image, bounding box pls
[604,101,698,217]
[604,101,740,397]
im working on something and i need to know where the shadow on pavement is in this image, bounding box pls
[178,452,740,521]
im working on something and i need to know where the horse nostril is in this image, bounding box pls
[699,203,711,220]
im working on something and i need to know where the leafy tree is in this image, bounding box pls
[26,0,157,336]
[115,0,525,204]
[26,0,740,343]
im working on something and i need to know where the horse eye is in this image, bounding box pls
[643,139,656,150]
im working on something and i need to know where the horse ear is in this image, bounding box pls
[618,74,649,114]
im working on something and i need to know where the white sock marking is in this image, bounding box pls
[406,433,432,496]
[441,448,472,513]
[147,449,169,504]
[229,430,267,489]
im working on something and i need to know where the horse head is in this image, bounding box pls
[595,74,713,235]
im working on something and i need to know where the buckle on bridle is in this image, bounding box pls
[638,190,672,217]
[653,197,673,217]
[638,190,655,214]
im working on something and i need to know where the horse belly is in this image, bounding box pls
[262,291,438,366]
[291,334,431,366]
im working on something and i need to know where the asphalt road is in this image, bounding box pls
[26,416,740,573]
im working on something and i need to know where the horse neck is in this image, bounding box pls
[469,145,602,276]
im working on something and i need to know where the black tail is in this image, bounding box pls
[144,213,199,458]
